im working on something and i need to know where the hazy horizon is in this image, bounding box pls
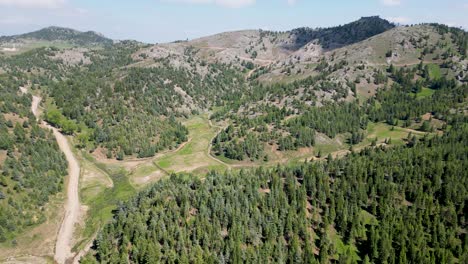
[0,0,467,44]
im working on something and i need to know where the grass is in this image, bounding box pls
[130,163,166,188]
[416,87,435,99]
[364,122,411,145]
[327,226,360,262]
[75,165,134,251]
[157,159,171,169]
[71,148,135,252]
[427,63,441,80]
[79,161,112,204]
[359,210,378,226]
[133,163,160,177]
[154,115,228,173]
[1,41,76,56]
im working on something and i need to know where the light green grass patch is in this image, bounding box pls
[327,226,361,262]
[417,87,435,99]
[79,168,134,247]
[359,210,378,226]
[157,159,171,169]
[154,115,228,173]
[427,64,441,80]
[365,122,410,146]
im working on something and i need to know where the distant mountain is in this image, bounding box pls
[0,26,113,46]
[134,16,395,70]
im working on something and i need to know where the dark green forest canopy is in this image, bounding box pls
[84,116,468,263]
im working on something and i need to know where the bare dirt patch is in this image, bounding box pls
[3,113,27,124]
[91,147,148,172]
[422,112,432,121]
[132,169,165,186]
[0,150,6,165]
[52,48,90,66]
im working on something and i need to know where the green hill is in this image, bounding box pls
[0,26,113,46]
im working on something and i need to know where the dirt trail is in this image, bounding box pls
[52,125,80,264]
[367,59,443,68]
[31,96,41,117]
[31,96,81,264]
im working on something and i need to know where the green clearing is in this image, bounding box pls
[416,87,435,98]
[132,163,160,178]
[364,122,411,145]
[73,151,134,252]
[129,163,166,188]
[427,63,441,80]
[327,226,360,262]
[1,41,76,56]
[325,211,378,262]
[359,210,378,226]
[74,144,113,204]
[154,115,228,174]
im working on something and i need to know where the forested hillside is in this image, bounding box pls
[0,17,466,263]
[83,114,467,263]
[211,60,466,161]
[0,75,67,242]
[0,26,113,47]
[43,44,249,158]
[286,16,395,50]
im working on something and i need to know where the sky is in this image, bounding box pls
[0,0,467,43]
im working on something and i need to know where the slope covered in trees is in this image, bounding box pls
[211,59,466,161]
[0,26,113,47]
[287,16,395,50]
[84,114,467,263]
[0,75,67,242]
[43,44,247,158]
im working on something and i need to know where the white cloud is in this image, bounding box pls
[386,16,410,24]
[381,0,401,6]
[162,0,296,8]
[0,0,65,9]
[162,0,255,8]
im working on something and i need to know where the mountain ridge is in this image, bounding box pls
[0,26,113,47]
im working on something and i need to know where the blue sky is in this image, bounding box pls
[0,0,467,43]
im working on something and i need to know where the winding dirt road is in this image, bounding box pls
[31,96,81,264]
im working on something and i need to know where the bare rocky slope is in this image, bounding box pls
[134,16,393,68]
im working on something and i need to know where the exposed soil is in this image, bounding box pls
[31,95,81,264]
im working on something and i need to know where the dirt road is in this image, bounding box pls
[31,96,81,264]
[31,96,41,117]
[52,126,80,264]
